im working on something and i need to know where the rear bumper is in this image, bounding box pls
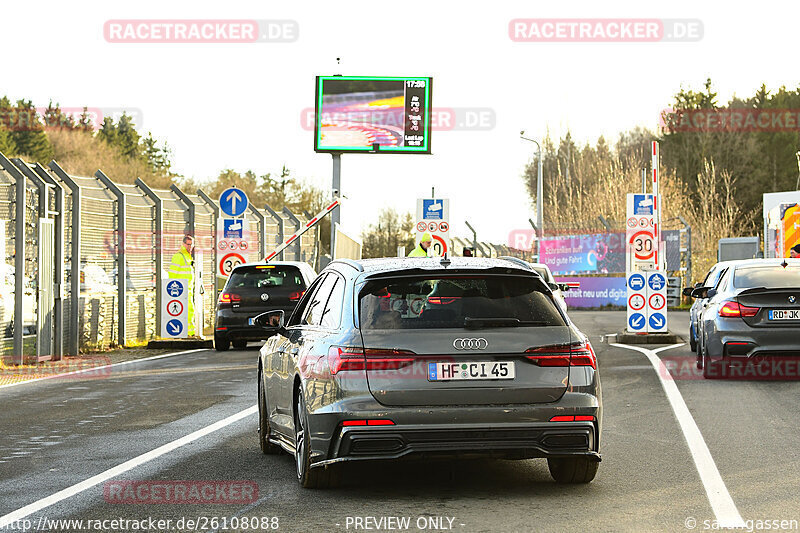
[215,306,292,340]
[315,422,600,467]
[705,318,800,359]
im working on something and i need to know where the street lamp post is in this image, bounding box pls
[520,131,543,244]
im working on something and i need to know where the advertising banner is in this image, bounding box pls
[554,276,626,308]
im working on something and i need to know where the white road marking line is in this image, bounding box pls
[0,349,208,390]
[0,404,258,528]
[612,342,745,528]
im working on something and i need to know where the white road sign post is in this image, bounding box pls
[161,278,188,338]
[646,271,668,333]
[415,198,450,257]
[625,141,668,334]
[217,218,250,277]
[218,188,250,278]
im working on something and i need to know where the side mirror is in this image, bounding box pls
[682,287,694,297]
[253,309,285,334]
[558,283,571,292]
[707,288,717,298]
[690,287,709,299]
[547,282,559,291]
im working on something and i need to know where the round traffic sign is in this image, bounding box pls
[628,293,645,311]
[219,252,246,276]
[166,299,184,317]
[648,273,666,291]
[627,217,637,228]
[638,217,649,228]
[218,240,228,251]
[649,293,666,310]
[219,187,248,217]
[439,221,449,232]
[229,241,238,251]
[628,273,646,291]
[649,312,666,330]
[239,241,248,250]
[628,312,646,331]
[428,222,438,232]
[430,234,448,256]
[165,280,184,298]
[165,318,183,337]
[416,221,427,232]
[629,230,654,260]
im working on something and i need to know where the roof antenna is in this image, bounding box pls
[440,252,451,267]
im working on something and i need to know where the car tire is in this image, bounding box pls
[233,339,248,350]
[547,456,599,484]
[294,392,339,489]
[258,374,281,455]
[702,339,724,379]
[214,333,230,351]
[689,331,697,353]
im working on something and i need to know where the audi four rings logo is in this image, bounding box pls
[789,295,796,304]
[453,338,489,350]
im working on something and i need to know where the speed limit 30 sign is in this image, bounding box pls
[219,252,246,276]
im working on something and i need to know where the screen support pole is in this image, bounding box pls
[330,152,341,261]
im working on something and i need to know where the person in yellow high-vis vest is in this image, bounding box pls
[408,232,432,257]
[168,235,195,336]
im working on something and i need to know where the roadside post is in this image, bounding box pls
[415,197,450,257]
[625,141,669,335]
[217,187,249,278]
[161,279,189,338]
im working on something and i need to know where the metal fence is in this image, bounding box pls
[0,152,319,361]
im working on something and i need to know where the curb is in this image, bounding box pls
[146,339,213,349]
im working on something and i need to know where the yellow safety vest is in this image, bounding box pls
[168,248,194,286]
[408,245,429,257]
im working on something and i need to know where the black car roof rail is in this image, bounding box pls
[330,258,364,272]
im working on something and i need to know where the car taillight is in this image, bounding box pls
[342,419,395,426]
[427,296,461,305]
[526,341,596,369]
[718,301,759,318]
[327,346,416,375]
[550,415,595,422]
[289,290,304,301]
[218,292,240,308]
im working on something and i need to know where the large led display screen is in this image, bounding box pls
[314,76,432,153]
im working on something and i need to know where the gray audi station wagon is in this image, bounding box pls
[255,257,602,488]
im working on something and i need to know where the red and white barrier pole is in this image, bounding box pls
[264,199,340,262]
[652,141,660,270]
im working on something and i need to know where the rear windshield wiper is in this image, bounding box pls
[464,317,549,329]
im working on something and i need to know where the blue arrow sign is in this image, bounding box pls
[219,187,248,217]
[648,273,666,291]
[166,280,184,297]
[628,273,645,291]
[649,312,666,330]
[166,319,183,336]
[628,312,645,330]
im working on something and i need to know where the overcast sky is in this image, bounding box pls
[3,1,798,244]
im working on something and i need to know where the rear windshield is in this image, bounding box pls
[226,265,304,291]
[733,266,800,288]
[359,275,565,330]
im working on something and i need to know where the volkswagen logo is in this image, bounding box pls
[453,338,488,350]
[260,293,270,302]
[789,295,796,304]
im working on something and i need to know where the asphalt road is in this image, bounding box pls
[1,311,799,533]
